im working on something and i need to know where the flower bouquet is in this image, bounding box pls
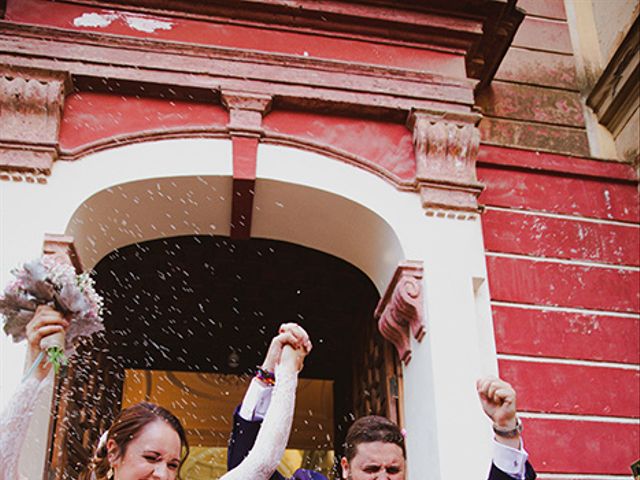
[0,255,104,376]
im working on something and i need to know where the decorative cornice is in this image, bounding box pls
[374,261,425,365]
[57,0,521,90]
[408,108,484,213]
[0,21,474,112]
[61,0,484,51]
[0,142,55,183]
[467,0,525,92]
[424,209,479,221]
[0,67,70,181]
[43,234,83,273]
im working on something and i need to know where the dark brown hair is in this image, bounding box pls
[343,415,406,461]
[79,402,190,480]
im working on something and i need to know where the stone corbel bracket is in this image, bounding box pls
[221,91,273,240]
[43,233,83,273]
[0,68,71,183]
[374,261,425,365]
[407,109,484,216]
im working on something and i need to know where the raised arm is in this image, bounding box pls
[221,344,306,480]
[227,323,311,473]
[0,306,67,479]
[477,376,537,480]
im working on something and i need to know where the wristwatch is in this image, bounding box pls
[493,416,523,438]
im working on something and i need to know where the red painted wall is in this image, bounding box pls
[480,156,640,474]
[477,2,640,477]
[58,94,416,185]
[479,150,639,477]
[60,92,229,155]
[263,111,416,182]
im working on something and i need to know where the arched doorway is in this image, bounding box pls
[40,139,410,477]
[48,235,402,478]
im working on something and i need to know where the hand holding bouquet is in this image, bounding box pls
[25,306,69,380]
[0,255,104,377]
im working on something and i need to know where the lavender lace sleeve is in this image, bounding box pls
[221,363,298,480]
[0,376,50,480]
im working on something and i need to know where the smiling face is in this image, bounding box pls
[109,419,182,480]
[341,441,406,480]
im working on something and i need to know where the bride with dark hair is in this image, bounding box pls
[1,306,309,480]
[78,402,189,480]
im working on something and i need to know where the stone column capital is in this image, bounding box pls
[221,90,273,135]
[221,90,273,112]
[0,67,71,183]
[407,108,484,214]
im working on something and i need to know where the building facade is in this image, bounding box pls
[0,0,638,479]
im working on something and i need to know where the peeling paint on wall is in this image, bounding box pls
[73,11,173,33]
[123,14,173,33]
[73,12,117,28]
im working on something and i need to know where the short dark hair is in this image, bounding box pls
[343,415,405,461]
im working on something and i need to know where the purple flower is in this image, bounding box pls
[0,257,104,354]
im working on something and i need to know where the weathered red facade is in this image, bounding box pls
[1,0,638,478]
[476,3,639,475]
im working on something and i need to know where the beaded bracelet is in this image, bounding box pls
[255,366,276,386]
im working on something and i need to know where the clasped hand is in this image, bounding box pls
[262,323,312,373]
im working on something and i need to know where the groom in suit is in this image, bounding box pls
[227,325,535,480]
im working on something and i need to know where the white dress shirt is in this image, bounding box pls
[239,378,529,480]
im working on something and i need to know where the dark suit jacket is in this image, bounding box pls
[227,407,536,480]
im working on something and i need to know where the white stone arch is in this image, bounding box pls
[2,137,498,480]
[63,143,409,294]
